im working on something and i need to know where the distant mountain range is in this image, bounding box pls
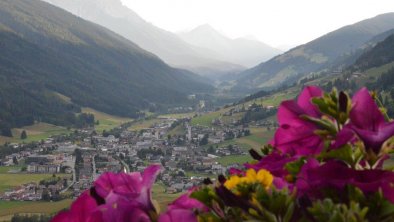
[178,24,282,67]
[42,0,250,78]
[0,0,213,133]
[233,13,394,92]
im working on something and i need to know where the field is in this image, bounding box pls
[207,128,274,152]
[0,107,133,145]
[0,172,71,193]
[0,199,72,220]
[0,123,71,144]
[166,125,186,137]
[191,111,222,127]
[82,107,132,132]
[0,166,22,174]
[158,113,195,119]
[236,128,274,149]
[216,155,252,166]
[0,166,73,220]
[128,118,166,131]
[152,183,181,212]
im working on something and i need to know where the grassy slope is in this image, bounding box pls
[81,107,132,132]
[127,118,167,131]
[190,87,297,128]
[0,123,71,144]
[0,107,132,145]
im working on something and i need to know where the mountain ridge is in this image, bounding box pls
[41,0,246,78]
[233,12,394,92]
[0,0,213,133]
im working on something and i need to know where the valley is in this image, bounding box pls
[0,0,394,221]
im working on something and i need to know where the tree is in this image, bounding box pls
[41,189,50,201]
[20,130,27,140]
[12,156,18,165]
[199,134,209,146]
[1,127,12,137]
[177,171,185,177]
[207,145,215,154]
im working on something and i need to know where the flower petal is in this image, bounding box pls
[297,86,323,117]
[350,87,385,131]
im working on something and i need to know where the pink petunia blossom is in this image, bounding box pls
[349,87,394,154]
[158,191,208,222]
[51,165,162,222]
[296,160,394,203]
[271,86,324,156]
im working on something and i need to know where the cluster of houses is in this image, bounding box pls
[1,183,43,201]
[1,179,65,201]
[1,113,265,201]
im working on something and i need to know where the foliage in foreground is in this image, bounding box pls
[51,86,394,222]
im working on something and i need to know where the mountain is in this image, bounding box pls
[178,24,282,67]
[234,13,394,92]
[353,33,394,70]
[0,0,213,134]
[41,0,245,78]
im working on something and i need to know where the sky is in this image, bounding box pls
[121,0,394,50]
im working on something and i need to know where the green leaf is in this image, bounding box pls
[320,144,354,165]
[285,158,306,175]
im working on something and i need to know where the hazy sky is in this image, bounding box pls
[121,0,394,49]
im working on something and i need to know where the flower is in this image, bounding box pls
[158,190,207,222]
[271,86,324,156]
[244,152,298,189]
[330,126,356,149]
[51,191,98,222]
[94,164,161,211]
[296,160,394,203]
[349,87,394,154]
[51,165,161,222]
[245,152,297,178]
[224,168,273,190]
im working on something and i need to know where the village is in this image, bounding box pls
[0,103,277,202]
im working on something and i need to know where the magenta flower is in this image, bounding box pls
[51,165,161,222]
[159,191,208,222]
[228,168,245,176]
[94,203,151,222]
[296,160,394,203]
[271,86,324,156]
[51,191,98,222]
[94,164,161,211]
[245,152,297,177]
[349,87,394,154]
[330,126,356,150]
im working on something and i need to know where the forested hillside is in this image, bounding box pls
[0,0,213,136]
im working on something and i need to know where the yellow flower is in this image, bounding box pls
[256,169,273,188]
[224,169,273,190]
[224,175,241,190]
